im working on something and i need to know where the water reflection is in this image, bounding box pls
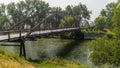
[0,38,92,65]
[25,38,92,65]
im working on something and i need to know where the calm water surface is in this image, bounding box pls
[0,38,92,65]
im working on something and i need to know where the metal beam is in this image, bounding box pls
[7,12,45,30]
[24,14,56,38]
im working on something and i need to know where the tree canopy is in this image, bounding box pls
[0,0,91,30]
[94,2,116,31]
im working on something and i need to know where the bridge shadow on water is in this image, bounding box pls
[27,38,88,62]
[56,40,84,58]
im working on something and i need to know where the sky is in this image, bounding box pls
[0,0,117,21]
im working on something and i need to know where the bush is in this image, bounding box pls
[87,37,120,66]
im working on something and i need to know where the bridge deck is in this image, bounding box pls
[0,28,79,41]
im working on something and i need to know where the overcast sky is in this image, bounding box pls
[0,0,117,21]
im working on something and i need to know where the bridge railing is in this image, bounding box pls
[28,27,80,35]
[0,30,30,41]
[0,26,80,41]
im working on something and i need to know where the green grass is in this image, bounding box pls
[31,57,91,68]
[0,48,35,68]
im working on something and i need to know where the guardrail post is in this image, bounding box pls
[19,39,26,58]
[8,31,10,42]
[19,30,22,39]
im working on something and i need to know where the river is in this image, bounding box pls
[0,38,92,65]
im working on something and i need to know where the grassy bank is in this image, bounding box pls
[0,49,35,68]
[0,48,91,68]
[0,48,116,68]
[31,57,91,68]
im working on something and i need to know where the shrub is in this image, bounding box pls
[87,37,120,66]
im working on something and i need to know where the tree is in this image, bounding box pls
[50,7,62,12]
[24,0,50,28]
[88,1,120,66]
[94,16,106,30]
[88,37,120,66]
[0,4,9,30]
[94,2,116,31]
[7,3,17,24]
[65,3,90,20]
[0,1,90,30]
[65,3,91,28]
[59,16,74,28]
[72,3,90,20]
[112,1,120,39]
[66,5,73,15]
[6,0,50,29]
[47,7,62,28]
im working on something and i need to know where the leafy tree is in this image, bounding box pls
[50,7,62,12]
[88,1,120,67]
[72,3,90,20]
[66,3,90,20]
[7,3,18,24]
[112,1,120,39]
[0,1,90,30]
[66,5,73,15]
[88,37,120,66]
[6,0,50,29]
[94,16,106,30]
[48,7,62,28]
[65,3,91,27]
[94,2,116,31]
[24,0,50,28]
[59,16,74,28]
[0,4,9,30]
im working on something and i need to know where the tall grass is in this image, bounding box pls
[31,57,91,68]
[0,48,35,68]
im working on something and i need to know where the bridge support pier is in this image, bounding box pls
[74,30,84,40]
[59,30,84,40]
[19,39,26,58]
[60,32,67,39]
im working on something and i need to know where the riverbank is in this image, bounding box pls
[0,52,114,68]
[0,49,35,68]
[30,57,91,68]
[0,48,91,68]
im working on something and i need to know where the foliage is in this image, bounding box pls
[87,37,120,66]
[32,57,91,68]
[66,3,91,20]
[60,16,74,27]
[94,16,106,30]
[112,1,120,39]
[59,3,91,28]
[50,7,62,12]
[0,4,9,30]
[7,0,50,29]
[0,0,91,30]
[87,0,120,67]
[66,3,91,27]
[94,2,116,31]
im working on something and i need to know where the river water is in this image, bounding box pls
[0,38,92,65]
